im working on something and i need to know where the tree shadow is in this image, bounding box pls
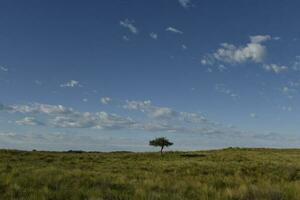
[180,154,206,158]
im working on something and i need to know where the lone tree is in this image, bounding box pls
[149,137,173,155]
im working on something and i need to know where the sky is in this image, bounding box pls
[1,0,300,151]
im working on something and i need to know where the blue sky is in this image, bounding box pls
[1,0,300,151]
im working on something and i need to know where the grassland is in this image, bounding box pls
[1,148,300,200]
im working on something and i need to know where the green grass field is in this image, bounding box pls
[1,148,300,200]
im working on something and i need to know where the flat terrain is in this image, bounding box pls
[1,148,300,200]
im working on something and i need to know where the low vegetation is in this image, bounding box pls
[1,148,300,199]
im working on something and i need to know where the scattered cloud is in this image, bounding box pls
[101,97,112,105]
[182,44,187,50]
[0,66,8,72]
[166,27,183,34]
[9,103,74,115]
[207,68,213,73]
[49,111,136,130]
[288,80,300,88]
[292,56,300,71]
[95,112,136,130]
[58,111,130,130]
[150,32,158,40]
[120,19,138,34]
[215,84,239,99]
[123,100,208,124]
[5,102,136,130]
[213,42,267,64]
[178,0,192,8]
[262,64,288,74]
[34,80,42,85]
[60,80,81,88]
[217,64,227,72]
[0,132,17,137]
[250,113,257,118]
[201,55,215,66]
[280,86,297,99]
[5,100,295,149]
[1,100,230,135]
[16,117,44,126]
[122,35,129,41]
[280,106,293,112]
[201,35,290,74]
[123,100,177,120]
[249,35,272,43]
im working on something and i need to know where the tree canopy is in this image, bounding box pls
[149,137,173,155]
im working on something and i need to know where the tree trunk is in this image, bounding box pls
[160,146,164,156]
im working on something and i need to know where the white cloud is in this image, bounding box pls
[282,86,296,94]
[10,103,74,115]
[201,35,273,64]
[182,44,187,50]
[288,80,300,88]
[51,111,135,130]
[217,64,227,72]
[180,112,207,123]
[280,86,296,99]
[123,100,177,119]
[16,117,44,126]
[262,64,288,74]
[282,86,290,93]
[166,27,183,34]
[250,113,257,118]
[201,55,215,66]
[292,56,300,71]
[207,68,213,73]
[178,0,192,8]
[150,32,158,40]
[34,80,42,85]
[281,106,293,112]
[96,112,135,130]
[51,114,96,128]
[101,97,112,105]
[120,19,138,34]
[5,102,135,130]
[249,35,272,43]
[1,101,241,136]
[201,35,289,74]
[60,80,80,88]
[0,66,8,72]
[123,100,152,111]
[122,35,129,41]
[151,107,177,119]
[215,84,239,99]
[0,132,17,137]
[123,100,207,123]
[213,42,267,64]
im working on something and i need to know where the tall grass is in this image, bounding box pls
[0,148,300,199]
